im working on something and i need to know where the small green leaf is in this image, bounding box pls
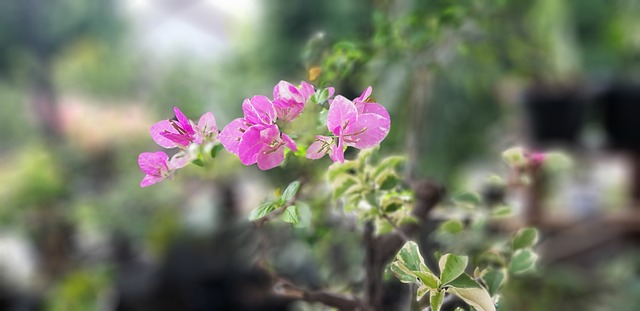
[430,289,445,310]
[373,156,405,177]
[415,270,440,289]
[375,217,394,235]
[512,227,539,250]
[327,161,358,182]
[398,241,425,272]
[481,269,506,297]
[332,175,360,199]
[281,181,301,203]
[447,273,480,289]
[439,254,469,285]
[376,171,400,190]
[192,158,205,167]
[452,192,481,208]
[448,286,496,311]
[210,144,224,158]
[390,262,417,284]
[248,202,277,221]
[440,219,464,234]
[509,249,537,274]
[491,205,512,217]
[417,285,430,301]
[282,205,299,224]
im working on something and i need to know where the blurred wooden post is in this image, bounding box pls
[632,153,640,208]
[526,167,544,225]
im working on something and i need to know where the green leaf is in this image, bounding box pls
[452,192,481,208]
[373,156,405,177]
[448,286,496,311]
[248,202,277,221]
[491,205,512,217]
[440,219,464,234]
[447,273,481,289]
[282,205,299,224]
[481,269,506,297]
[375,217,394,235]
[439,254,468,285]
[327,161,358,182]
[192,158,205,167]
[397,241,425,272]
[376,170,400,190]
[415,270,440,289]
[430,290,445,310]
[417,285,430,301]
[390,262,417,284]
[210,144,224,158]
[332,175,360,199]
[293,202,311,228]
[509,249,537,274]
[281,181,301,203]
[512,227,539,250]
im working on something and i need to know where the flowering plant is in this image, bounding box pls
[137,81,539,311]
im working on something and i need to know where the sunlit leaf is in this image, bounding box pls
[248,202,277,221]
[282,205,299,224]
[509,249,537,274]
[439,254,468,285]
[281,180,301,203]
[512,227,539,250]
[430,289,445,310]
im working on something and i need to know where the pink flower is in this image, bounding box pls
[138,151,172,187]
[220,95,298,170]
[306,87,390,162]
[150,107,218,149]
[272,81,315,122]
[527,152,546,166]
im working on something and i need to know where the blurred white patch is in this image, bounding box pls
[0,233,36,290]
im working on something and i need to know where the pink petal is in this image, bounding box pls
[358,86,373,102]
[274,80,305,104]
[160,132,192,148]
[238,125,279,165]
[138,151,169,175]
[173,106,196,136]
[257,145,285,170]
[362,102,390,120]
[326,95,357,135]
[281,133,298,152]
[169,151,191,169]
[197,112,218,143]
[140,174,165,187]
[306,135,332,160]
[300,81,315,98]
[330,137,345,163]
[219,118,249,155]
[150,120,178,148]
[344,113,390,149]
[273,99,304,122]
[326,87,335,99]
[242,96,277,125]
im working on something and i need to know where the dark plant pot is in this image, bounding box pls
[524,86,586,147]
[600,84,640,151]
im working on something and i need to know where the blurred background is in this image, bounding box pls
[1,0,640,310]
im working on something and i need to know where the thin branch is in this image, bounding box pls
[272,277,365,311]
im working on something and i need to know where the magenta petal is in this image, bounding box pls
[306,135,332,160]
[242,95,277,125]
[197,112,218,143]
[150,120,178,148]
[257,145,285,170]
[273,99,303,122]
[362,102,390,120]
[160,132,192,148]
[300,81,315,98]
[326,95,358,134]
[330,138,345,163]
[281,133,298,152]
[238,125,279,165]
[174,106,195,136]
[138,151,169,175]
[140,174,165,187]
[358,86,373,102]
[345,113,390,149]
[219,118,248,155]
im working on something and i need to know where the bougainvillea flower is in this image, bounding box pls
[150,107,197,148]
[197,112,218,142]
[219,118,250,155]
[138,151,172,187]
[272,81,315,122]
[242,95,277,126]
[353,86,391,121]
[306,90,390,163]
